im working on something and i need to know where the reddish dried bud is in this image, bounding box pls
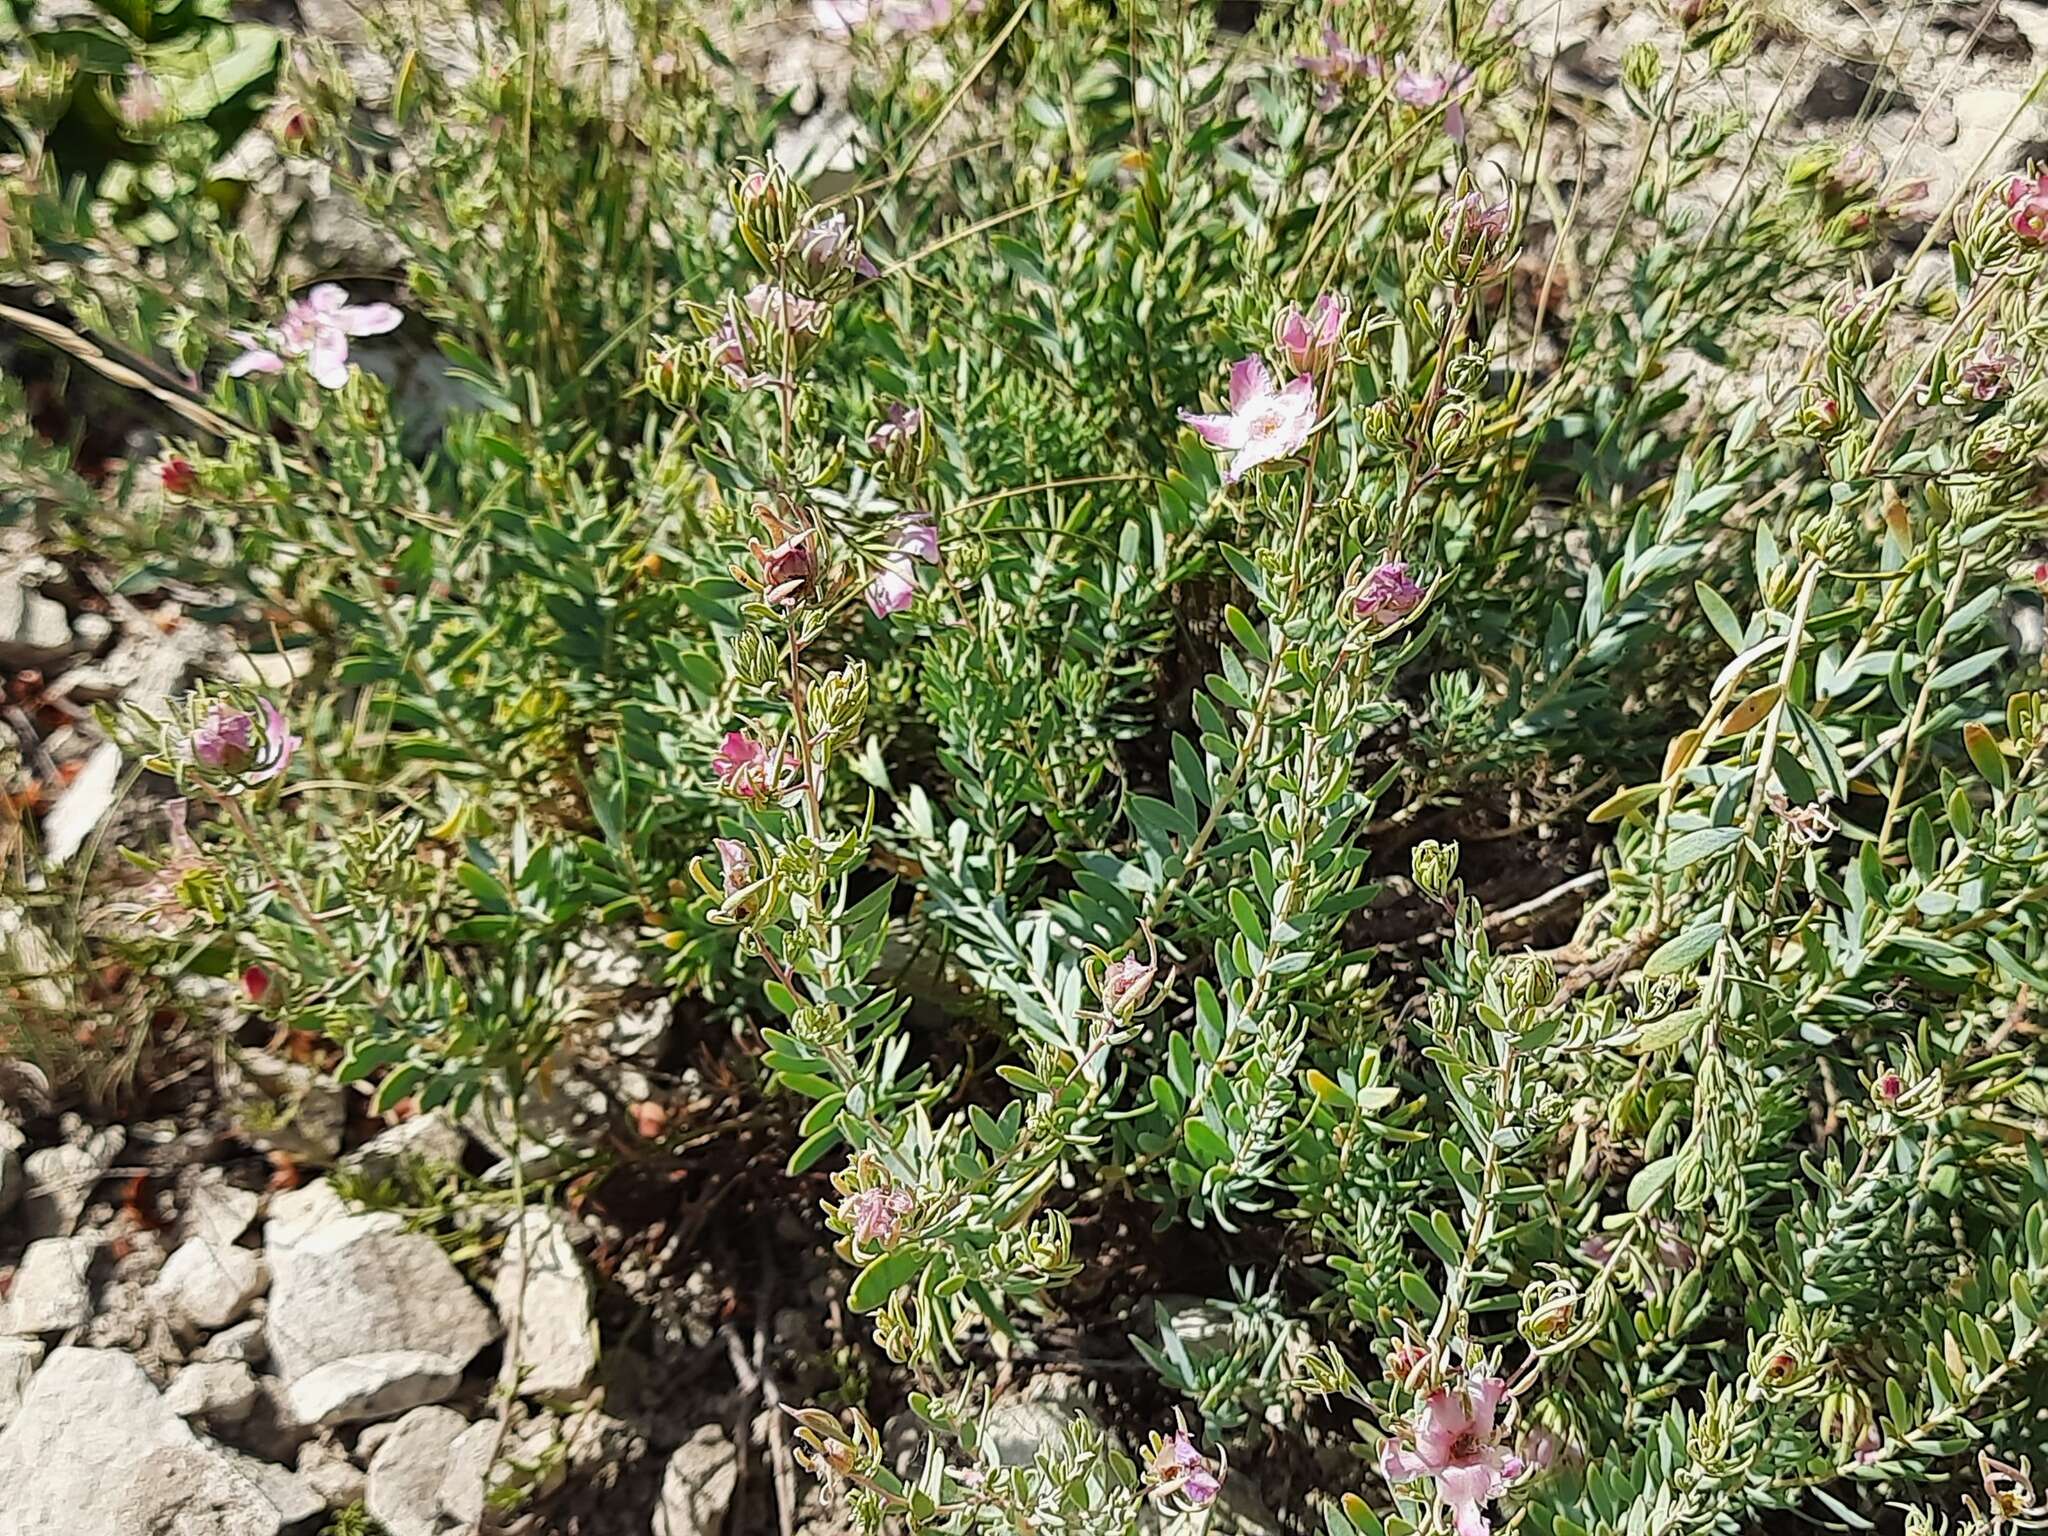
[160,457,198,496]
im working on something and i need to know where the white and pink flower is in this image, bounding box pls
[227,284,401,391]
[866,518,941,618]
[1381,1376,1525,1536]
[1180,357,1319,484]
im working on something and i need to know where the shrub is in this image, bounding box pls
[9,0,2048,1533]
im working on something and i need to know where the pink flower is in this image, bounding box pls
[243,965,273,1005]
[1381,1376,1524,1536]
[1276,293,1347,375]
[712,731,785,798]
[2004,171,2048,243]
[1296,27,1380,105]
[1180,357,1320,484]
[1960,334,2019,400]
[1394,61,1474,140]
[846,1184,915,1243]
[868,401,928,480]
[226,284,402,391]
[866,518,941,618]
[189,700,299,784]
[797,213,879,280]
[1875,1067,1905,1103]
[1355,560,1423,627]
[1149,1430,1222,1507]
[713,837,755,897]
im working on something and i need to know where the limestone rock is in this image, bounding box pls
[653,1425,741,1536]
[365,1405,470,1536]
[265,1208,496,1427]
[163,1360,259,1427]
[19,1127,123,1240]
[1,1237,96,1335]
[338,1111,467,1182]
[494,1207,599,1398]
[152,1239,268,1336]
[0,1338,41,1430]
[295,1438,368,1511]
[118,1444,284,1536]
[0,1347,280,1536]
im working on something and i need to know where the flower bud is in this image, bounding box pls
[867,401,931,485]
[730,161,808,268]
[1412,839,1460,901]
[160,457,199,497]
[643,334,696,408]
[731,628,781,691]
[1099,952,1156,1016]
[1274,293,1347,376]
[3,52,78,132]
[1361,398,1409,454]
[1497,952,1559,1014]
[809,662,870,754]
[1621,41,1663,101]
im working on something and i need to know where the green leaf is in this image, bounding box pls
[848,1246,930,1313]
[1644,921,1724,978]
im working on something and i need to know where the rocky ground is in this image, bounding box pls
[8,1,2048,1534]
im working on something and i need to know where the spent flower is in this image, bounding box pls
[1355,560,1423,627]
[188,699,300,786]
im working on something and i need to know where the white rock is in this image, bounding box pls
[182,1175,262,1247]
[653,1425,740,1536]
[296,1438,367,1511]
[214,1444,326,1529]
[265,1177,353,1238]
[339,1110,467,1181]
[19,1127,123,1240]
[0,1338,41,1430]
[0,1134,20,1220]
[1,1237,96,1335]
[436,1413,564,1528]
[152,1239,269,1336]
[494,1207,599,1398]
[0,1347,278,1536]
[982,1383,1099,1468]
[365,1405,470,1536]
[163,1360,259,1426]
[265,1211,497,1427]
[196,1318,270,1366]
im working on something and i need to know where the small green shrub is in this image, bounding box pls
[10,0,2048,1533]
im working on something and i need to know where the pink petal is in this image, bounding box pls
[1469,1377,1509,1439]
[226,348,284,377]
[895,520,940,564]
[1227,355,1272,411]
[1277,373,1318,412]
[1381,1442,1433,1483]
[1438,1461,1504,1514]
[306,283,350,313]
[1179,409,1246,449]
[337,302,403,337]
[1416,1390,1474,1466]
[307,332,351,389]
[867,562,917,617]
